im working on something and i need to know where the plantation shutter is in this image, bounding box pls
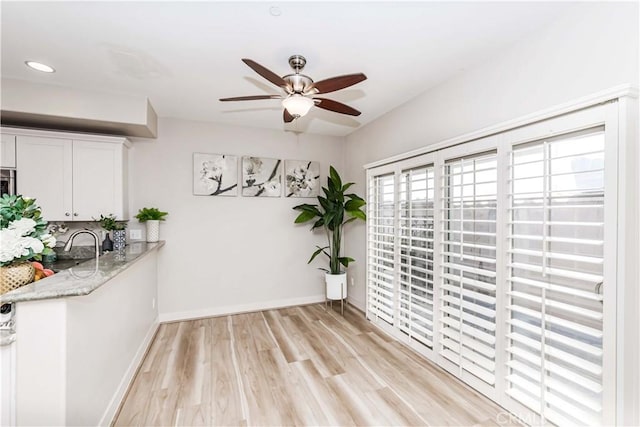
[440,151,498,387]
[398,165,436,348]
[367,173,396,325]
[506,128,606,426]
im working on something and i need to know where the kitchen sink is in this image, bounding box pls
[43,258,95,273]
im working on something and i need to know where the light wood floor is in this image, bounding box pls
[113,304,510,426]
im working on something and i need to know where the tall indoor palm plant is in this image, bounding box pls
[293,166,366,303]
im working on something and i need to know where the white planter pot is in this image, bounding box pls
[325,272,347,300]
[145,220,160,243]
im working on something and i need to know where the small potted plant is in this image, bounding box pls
[292,166,366,310]
[134,207,168,243]
[96,214,127,251]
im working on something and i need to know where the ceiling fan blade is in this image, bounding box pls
[283,109,295,123]
[242,59,288,89]
[314,98,361,116]
[311,73,367,94]
[219,95,281,101]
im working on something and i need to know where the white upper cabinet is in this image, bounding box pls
[72,140,127,221]
[13,130,129,221]
[16,135,73,219]
[1,134,17,168]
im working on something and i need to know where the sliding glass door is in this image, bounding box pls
[506,128,608,425]
[440,151,498,391]
[398,164,436,349]
[365,103,618,425]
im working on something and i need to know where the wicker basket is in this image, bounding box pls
[0,262,35,295]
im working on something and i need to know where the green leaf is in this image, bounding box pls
[293,203,320,213]
[317,196,331,212]
[341,182,354,192]
[308,246,330,264]
[324,212,336,228]
[338,257,355,268]
[345,199,366,211]
[295,210,318,223]
[329,166,342,189]
[349,209,367,220]
[326,176,336,193]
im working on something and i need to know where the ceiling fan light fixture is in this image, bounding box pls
[282,94,314,118]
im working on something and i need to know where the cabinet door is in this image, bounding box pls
[72,141,124,220]
[1,134,17,168]
[16,136,73,221]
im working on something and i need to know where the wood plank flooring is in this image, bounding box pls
[113,304,511,426]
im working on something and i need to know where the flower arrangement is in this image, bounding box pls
[0,195,57,267]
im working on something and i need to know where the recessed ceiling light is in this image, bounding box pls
[25,61,55,73]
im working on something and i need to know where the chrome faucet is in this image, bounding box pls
[63,229,101,259]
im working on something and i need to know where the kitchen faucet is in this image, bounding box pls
[63,229,101,260]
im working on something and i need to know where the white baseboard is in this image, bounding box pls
[159,294,326,323]
[100,316,159,426]
[347,297,365,312]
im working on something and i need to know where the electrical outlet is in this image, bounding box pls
[152,298,156,309]
[350,277,355,287]
[130,229,142,240]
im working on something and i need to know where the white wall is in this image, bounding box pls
[130,118,347,320]
[344,2,639,310]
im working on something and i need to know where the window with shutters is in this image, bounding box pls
[367,173,396,325]
[398,165,435,348]
[506,128,606,426]
[440,152,498,387]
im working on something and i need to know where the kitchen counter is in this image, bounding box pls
[8,240,162,426]
[0,241,165,304]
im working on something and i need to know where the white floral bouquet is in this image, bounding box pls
[0,195,56,267]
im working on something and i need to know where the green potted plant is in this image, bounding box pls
[96,214,127,251]
[134,207,168,243]
[293,166,366,305]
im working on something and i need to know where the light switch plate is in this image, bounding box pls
[130,229,142,240]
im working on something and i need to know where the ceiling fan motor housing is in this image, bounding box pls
[284,55,314,93]
[283,73,313,94]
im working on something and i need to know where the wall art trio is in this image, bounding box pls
[193,153,320,198]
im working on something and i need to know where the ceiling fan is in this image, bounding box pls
[219,55,367,123]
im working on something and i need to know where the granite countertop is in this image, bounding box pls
[0,241,165,304]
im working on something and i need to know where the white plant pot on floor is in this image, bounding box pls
[145,220,160,243]
[325,272,347,300]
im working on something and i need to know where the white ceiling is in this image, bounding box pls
[1,1,581,137]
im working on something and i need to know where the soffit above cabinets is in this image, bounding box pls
[0,79,158,138]
[0,110,156,139]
